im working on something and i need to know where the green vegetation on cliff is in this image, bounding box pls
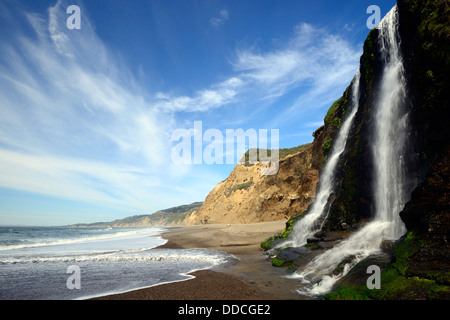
[325,232,449,300]
[323,85,350,134]
[225,180,253,197]
[241,143,311,166]
[263,0,449,301]
[325,0,450,299]
[322,137,333,163]
[260,211,304,251]
[319,18,383,231]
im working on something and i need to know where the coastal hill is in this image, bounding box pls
[69,202,203,228]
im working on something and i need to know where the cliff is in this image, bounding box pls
[184,144,318,224]
[399,145,450,285]
[262,0,449,299]
[282,0,449,235]
[392,0,450,289]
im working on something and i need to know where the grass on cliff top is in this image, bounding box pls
[241,143,311,166]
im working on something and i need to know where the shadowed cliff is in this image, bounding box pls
[262,0,449,299]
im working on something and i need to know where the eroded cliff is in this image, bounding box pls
[184,141,323,225]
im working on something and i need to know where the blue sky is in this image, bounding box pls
[0,0,396,226]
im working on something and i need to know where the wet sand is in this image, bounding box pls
[92,221,307,300]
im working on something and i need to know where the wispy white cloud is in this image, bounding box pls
[0,148,146,208]
[2,0,170,157]
[233,23,361,100]
[154,77,243,112]
[230,23,361,130]
[343,23,355,31]
[154,22,360,116]
[210,9,229,27]
[0,0,181,215]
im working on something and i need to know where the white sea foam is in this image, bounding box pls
[0,248,233,266]
[0,226,237,300]
[0,227,164,251]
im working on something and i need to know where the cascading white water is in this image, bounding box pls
[288,5,413,296]
[372,4,409,239]
[281,68,361,248]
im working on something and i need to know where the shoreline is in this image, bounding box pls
[92,221,307,300]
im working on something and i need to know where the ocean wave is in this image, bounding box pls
[0,228,164,251]
[0,248,234,266]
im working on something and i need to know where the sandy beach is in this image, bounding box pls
[93,221,306,300]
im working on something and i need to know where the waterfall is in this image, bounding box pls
[287,5,414,296]
[280,68,361,249]
[372,4,409,239]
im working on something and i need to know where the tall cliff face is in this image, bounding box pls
[312,0,449,234]
[399,145,450,285]
[261,0,448,299]
[393,0,450,286]
[323,0,450,294]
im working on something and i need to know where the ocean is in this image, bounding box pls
[0,226,236,300]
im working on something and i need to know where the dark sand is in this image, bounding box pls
[90,269,272,300]
[92,222,306,300]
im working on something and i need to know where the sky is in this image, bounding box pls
[0,0,396,226]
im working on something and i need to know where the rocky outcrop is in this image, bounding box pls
[324,148,450,299]
[186,141,324,225]
[389,0,450,290]
[399,145,450,285]
[301,0,450,235]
